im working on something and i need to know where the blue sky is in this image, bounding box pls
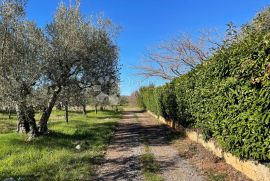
[26,0,270,95]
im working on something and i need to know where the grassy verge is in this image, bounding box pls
[0,110,121,181]
[140,145,163,181]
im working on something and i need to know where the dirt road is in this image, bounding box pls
[95,109,205,181]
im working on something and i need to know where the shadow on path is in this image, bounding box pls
[95,109,204,181]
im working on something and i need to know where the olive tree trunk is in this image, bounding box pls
[82,104,86,115]
[100,106,104,111]
[8,107,11,119]
[27,106,38,138]
[65,104,68,124]
[16,104,29,133]
[38,87,61,134]
[95,104,98,114]
[16,103,38,137]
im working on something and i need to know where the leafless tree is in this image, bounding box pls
[127,91,139,107]
[134,32,217,80]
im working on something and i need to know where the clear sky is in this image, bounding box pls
[26,0,270,95]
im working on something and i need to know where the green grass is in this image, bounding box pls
[0,113,17,134]
[140,144,164,181]
[205,170,226,181]
[0,110,121,181]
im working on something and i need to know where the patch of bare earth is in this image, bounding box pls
[172,132,252,181]
[137,111,205,181]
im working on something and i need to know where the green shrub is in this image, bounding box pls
[138,7,270,161]
[137,86,159,115]
[159,84,178,121]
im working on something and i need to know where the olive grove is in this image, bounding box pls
[0,0,120,138]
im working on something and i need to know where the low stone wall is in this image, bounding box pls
[147,111,270,181]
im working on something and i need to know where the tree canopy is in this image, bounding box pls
[0,0,120,137]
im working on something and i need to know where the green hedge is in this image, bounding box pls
[138,8,270,161]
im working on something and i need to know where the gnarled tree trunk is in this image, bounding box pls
[27,106,38,138]
[38,87,61,134]
[16,104,29,133]
[16,103,38,138]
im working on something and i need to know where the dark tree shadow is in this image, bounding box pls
[94,110,185,180]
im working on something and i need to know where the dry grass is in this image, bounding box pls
[173,136,251,181]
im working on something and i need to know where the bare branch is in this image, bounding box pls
[134,32,216,80]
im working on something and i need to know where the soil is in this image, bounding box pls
[95,109,251,181]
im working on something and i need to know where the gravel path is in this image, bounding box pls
[95,109,205,181]
[95,110,144,181]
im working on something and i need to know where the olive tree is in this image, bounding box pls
[0,0,46,136]
[58,84,89,123]
[38,1,119,133]
[0,0,119,136]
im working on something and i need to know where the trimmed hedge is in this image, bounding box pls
[138,8,270,161]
